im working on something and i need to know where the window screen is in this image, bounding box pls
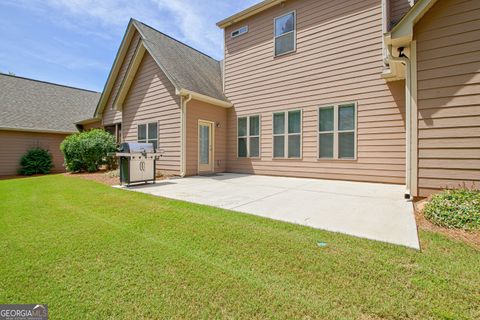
[238,115,260,158]
[318,103,356,159]
[273,110,302,158]
[138,122,158,149]
[274,12,296,56]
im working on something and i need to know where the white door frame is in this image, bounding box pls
[198,120,215,174]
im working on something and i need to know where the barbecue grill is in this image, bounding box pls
[116,142,163,186]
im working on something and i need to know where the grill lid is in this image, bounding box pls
[119,142,155,153]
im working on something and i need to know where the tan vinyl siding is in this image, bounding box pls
[102,31,141,126]
[185,100,228,176]
[415,0,480,197]
[122,52,181,176]
[0,130,68,176]
[390,0,412,25]
[224,0,406,184]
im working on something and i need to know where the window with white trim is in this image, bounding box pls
[273,110,302,158]
[238,115,260,158]
[231,26,248,38]
[318,103,356,159]
[138,122,158,149]
[274,11,296,56]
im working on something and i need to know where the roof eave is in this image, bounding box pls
[176,89,233,108]
[113,40,147,111]
[382,0,438,81]
[94,19,137,118]
[75,118,101,125]
[388,0,438,47]
[217,0,285,28]
[0,126,76,135]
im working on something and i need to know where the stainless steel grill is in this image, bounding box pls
[116,142,163,186]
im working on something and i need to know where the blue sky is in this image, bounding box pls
[0,0,259,92]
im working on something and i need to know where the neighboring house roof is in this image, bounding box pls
[95,19,229,118]
[0,73,100,134]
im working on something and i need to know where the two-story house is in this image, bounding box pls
[85,0,480,198]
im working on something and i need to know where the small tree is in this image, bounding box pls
[18,148,53,176]
[61,129,117,173]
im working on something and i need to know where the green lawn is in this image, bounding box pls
[0,175,479,319]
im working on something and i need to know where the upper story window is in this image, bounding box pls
[238,115,260,158]
[138,122,158,149]
[231,26,248,38]
[273,110,302,158]
[318,103,357,159]
[274,11,296,56]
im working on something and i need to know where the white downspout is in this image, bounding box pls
[387,45,412,199]
[405,60,413,200]
[381,0,390,65]
[180,94,192,177]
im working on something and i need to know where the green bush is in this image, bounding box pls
[60,129,117,173]
[18,148,53,176]
[424,188,480,230]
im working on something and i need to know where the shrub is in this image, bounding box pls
[105,153,118,171]
[61,129,117,173]
[18,148,53,176]
[423,188,480,230]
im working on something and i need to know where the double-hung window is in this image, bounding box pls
[318,103,356,159]
[273,110,302,158]
[274,11,296,56]
[138,122,158,149]
[238,115,260,158]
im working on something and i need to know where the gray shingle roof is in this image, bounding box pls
[133,20,228,102]
[0,74,100,133]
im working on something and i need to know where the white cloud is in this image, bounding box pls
[0,0,262,90]
[8,40,108,71]
[14,0,261,59]
[151,0,261,58]
[44,0,155,27]
[152,0,223,58]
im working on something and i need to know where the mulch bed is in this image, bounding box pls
[414,198,480,250]
[64,170,169,186]
[1,171,168,186]
[64,171,120,186]
[1,172,120,185]
[0,174,51,180]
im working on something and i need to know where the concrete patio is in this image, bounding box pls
[122,173,420,249]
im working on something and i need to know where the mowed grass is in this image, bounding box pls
[0,175,479,319]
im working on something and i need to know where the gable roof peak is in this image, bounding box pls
[95,18,229,117]
[131,19,219,62]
